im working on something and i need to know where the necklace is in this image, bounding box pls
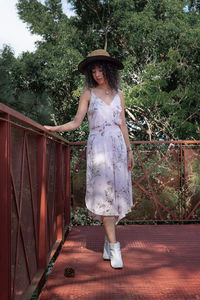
[105,89,112,95]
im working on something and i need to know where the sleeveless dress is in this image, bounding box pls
[85,90,133,224]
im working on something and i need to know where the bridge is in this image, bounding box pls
[0,103,200,300]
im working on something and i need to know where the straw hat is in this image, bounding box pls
[78,49,124,74]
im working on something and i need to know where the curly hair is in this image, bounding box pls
[83,60,121,91]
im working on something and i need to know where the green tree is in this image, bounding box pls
[0,46,52,123]
[15,0,88,140]
[1,0,199,140]
[68,0,200,140]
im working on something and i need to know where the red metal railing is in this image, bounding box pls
[1,102,200,299]
[0,103,71,300]
[71,141,200,223]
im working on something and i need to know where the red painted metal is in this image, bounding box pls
[0,103,70,144]
[187,200,200,220]
[25,134,38,259]
[131,143,185,222]
[131,140,200,144]
[135,146,163,220]
[0,103,45,132]
[132,146,176,190]
[46,141,55,252]
[39,225,200,300]
[12,133,32,299]
[11,172,32,298]
[177,143,181,222]
[181,143,184,223]
[37,135,47,269]
[184,144,200,220]
[133,144,179,221]
[132,177,179,221]
[71,144,87,209]
[71,141,200,223]
[0,104,71,300]
[56,143,63,240]
[69,140,199,145]
[0,113,11,300]
[65,145,71,227]
[1,101,200,300]
[72,147,87,174]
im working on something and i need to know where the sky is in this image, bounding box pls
[0,0,75,57]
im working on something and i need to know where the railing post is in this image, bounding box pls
[180,143,183,224]
[65,145,71,228]
[37,135,47,269]
[56,143,63,240]
[0,114,11,300]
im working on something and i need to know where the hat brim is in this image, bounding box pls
[78,55,124,74]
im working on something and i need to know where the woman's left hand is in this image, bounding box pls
[127,151,134,171]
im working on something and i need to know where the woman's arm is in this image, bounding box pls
[119,91,134,171]
[44,89,90,132]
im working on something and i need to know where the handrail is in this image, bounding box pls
[0,103,71,300]
[71,140,200,224]
[0,102,70,144]
[1,102,200,300]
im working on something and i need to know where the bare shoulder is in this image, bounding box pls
[118,90,125,103]
[80,88,91,102]
[118,89,124,96]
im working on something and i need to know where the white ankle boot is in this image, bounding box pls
[103,236,111,260]
[109,242,123,268]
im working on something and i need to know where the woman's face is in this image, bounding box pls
[92,65,105,85]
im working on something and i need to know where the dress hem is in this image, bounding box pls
[86,205,131,225]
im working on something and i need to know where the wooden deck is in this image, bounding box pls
[39,225,200,300]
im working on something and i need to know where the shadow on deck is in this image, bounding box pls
[1,103,200,300]
[39,225,200,300]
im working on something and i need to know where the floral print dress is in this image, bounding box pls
[85,90,133,224]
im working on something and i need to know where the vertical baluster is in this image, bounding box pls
[65,144,71,228]
[37,135,47,269]
[0,114,11,300]
[56,143,63,240]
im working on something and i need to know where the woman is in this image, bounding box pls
[44,49,134,269]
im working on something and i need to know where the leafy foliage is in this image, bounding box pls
[0,46,52,123]
[70,206,101,226]
[0,0,200,140]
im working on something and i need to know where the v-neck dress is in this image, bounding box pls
[85,90,133,224]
